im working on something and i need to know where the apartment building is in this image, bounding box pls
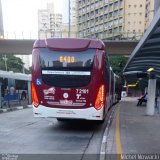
[61,0,78,38]
[145,0,160,29]
[78,0,124,40]
[124,0,146,40]
[38,3,62,39]
[77,0,160,40]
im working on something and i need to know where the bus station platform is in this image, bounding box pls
[106,97,160,155]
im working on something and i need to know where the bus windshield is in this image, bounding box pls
[40,48,96,87]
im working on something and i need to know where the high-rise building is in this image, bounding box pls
[78,0,124,40]
[145,0,160,29]
[77,0,160,40]
[38,3,62,39]
[124,0,146,40]
[61,0,78,38]
[0,0,4,38]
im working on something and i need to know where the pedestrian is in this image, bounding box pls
[137,92,147,106]
[10,86,15,95]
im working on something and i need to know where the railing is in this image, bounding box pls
[0,31,143,41]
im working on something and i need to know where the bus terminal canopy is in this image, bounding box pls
[0,70,31,81]
[123,7,160,85]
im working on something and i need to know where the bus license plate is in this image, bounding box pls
[60,100,73,105]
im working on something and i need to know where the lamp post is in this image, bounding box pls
[68,0,71,38]
[3,55,7,71]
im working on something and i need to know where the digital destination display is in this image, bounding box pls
[59,56,75,63]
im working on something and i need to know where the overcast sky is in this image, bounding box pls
[1,0,67,38]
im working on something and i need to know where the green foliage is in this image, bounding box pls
[109,55,128,77]
[0,55,30,74]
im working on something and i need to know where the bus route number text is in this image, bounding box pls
[59,56,75,63]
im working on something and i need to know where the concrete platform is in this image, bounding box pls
[0,100,32,114]
[105,97,160,155]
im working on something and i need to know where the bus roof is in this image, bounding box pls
[33,38,105,51]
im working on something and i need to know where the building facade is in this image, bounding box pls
[124,0,146,40]
[77,0,160,40]
[145,0,160,30]
[78,0,124,40]
[38,3,62,39]
[61,0,78,38]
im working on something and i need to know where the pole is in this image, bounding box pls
[4,55,7,71]
[0,82,1,108]
[146,73,156,115]
[68,0,71,38]
[27,81,31,104]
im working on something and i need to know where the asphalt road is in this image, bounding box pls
[0,108,111,160]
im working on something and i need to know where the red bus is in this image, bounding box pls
[32,38,119,121]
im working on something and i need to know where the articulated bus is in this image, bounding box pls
[32,38,121,122]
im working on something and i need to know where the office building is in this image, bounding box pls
[78,0,125,40]
[38,3,62,39]
[145,0,160,29]
[77,0,160,40]
[62,0,78,38]
[124,0,146,40]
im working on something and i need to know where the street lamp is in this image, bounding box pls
[3,55,7,71]
[68,0,71,38]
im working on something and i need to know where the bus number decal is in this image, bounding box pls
[76,89,89,94]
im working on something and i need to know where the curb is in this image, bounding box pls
[0,105,32,114]
[99,105,117,160]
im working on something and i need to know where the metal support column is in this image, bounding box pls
[68,0,71,38]
[146,74,156,115]
[0,82,2,108]
[27,81,31,104]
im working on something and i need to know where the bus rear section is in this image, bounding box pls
[32,38,109,121]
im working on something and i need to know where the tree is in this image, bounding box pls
[109,55,128,77]
[0,55,30,74]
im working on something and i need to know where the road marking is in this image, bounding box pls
[100,106,116,160]
[115,106,123,155]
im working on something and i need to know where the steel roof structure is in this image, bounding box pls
[123,7,160,86]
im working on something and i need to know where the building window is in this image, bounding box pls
[139,21,142,24]
[128,21,130,24]
[140,4,142,7]
[134,5,136,8]
[128,5,131,8]
[139,12,142,16]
